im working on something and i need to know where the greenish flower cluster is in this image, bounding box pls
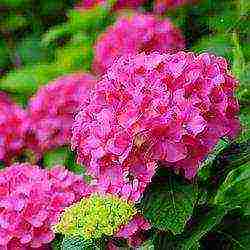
[54,194,137,240]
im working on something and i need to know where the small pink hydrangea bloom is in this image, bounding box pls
[0,163,92,249]
[26,73,96,156]
[115,214,151,247]
[75,0,145,11]
[154,0,198,14]
[93,13,185,75]
[72,52,240,180]
[0,92,29,165]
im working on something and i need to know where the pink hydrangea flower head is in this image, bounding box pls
[75,0,145,11]
[0,163,92,249]
[154,0,198,14]
[115,214,151,247]
[0,92,29,165]
[26,73,96,156]
[72,52,240,179]
[93,13,185,75]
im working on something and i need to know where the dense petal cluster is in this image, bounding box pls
[72,52,240,179]
[76,0,145,11]
[0,163,92,249]
[0,92,29,165]
[93,13,185,75]
[154,0,196,13]
[26,73,96,156]
[90,154,156,202]
[54,194,137,239]
[115,214,151,247]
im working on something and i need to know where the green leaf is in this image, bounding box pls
[62,236,95,250]
[178,206,228,250]
[142,169,197,235]
[15,35,54,66]
[238,107,250,143]
[137,240,155,250]
[198,139,229,182]
[214,163,250,210]
[192,33,234,61]
[213,212,250,250]
[201,140,250,192]
[0,63,65,96]
[43,147,69,169]
[55,34,93,72]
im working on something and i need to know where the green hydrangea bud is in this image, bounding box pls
[53,194,137,240]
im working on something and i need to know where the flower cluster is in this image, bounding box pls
[54,194,137,239]
[93,13,185,75]
[72,52,240,180]
[76,0,145,11]
[0,163,91,249]
[0,92,29,165]
[26,73,96,157]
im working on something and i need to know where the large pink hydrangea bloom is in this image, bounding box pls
[0,163,92,249]
[26,73,96,156]
[93,13,185,75]
[72,52,240,180]
[75,0,145,11]
[0,92,29,165]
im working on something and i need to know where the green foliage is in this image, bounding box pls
[178,207,228,250]
[0,63,64,96]
[214,163,250,210]
[43,146,85,175]
[142,169,197,235]
[62,236,95,250]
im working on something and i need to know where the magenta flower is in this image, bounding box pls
[116,214,151,247]
[26,73,96,157]
[0,92,29,165]
[72,52,240,179]
[154,0,198,13]
[93,13,185,75]
[75,0,145,11]
[0,163,92,249]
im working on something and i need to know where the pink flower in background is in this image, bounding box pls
[72,52,240,179]
[154,0,197,13]
[26,73,96,157]
[75,0,145,11]
[93,13,185,75]
[0,92,29,165]
[0,163,91,249]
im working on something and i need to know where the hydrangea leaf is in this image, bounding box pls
[177,206,228,250]
[0,63,65,96]
[214,163,250,210]
[198,139,229,183]
[210,212,250,250]
[199,141,250,192]
[43,147,69,169]
[142,169,197,235]
[61,236,95,250]
[43,146,85,175]
[238,107,250,143]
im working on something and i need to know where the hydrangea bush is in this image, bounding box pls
[0,0,249,249]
